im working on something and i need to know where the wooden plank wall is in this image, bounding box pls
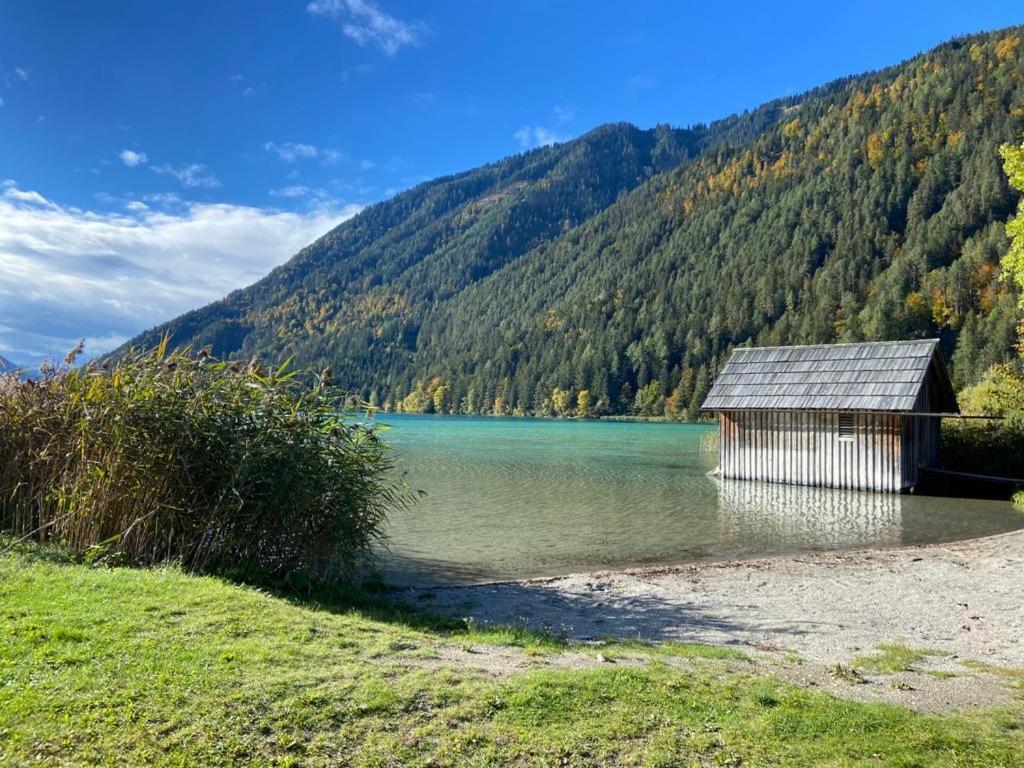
[899,415,940,488]
[719,411,907,492]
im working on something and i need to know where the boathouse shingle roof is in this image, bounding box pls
[701,339,958,413]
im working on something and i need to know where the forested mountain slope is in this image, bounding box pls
[127,122,744,369]
[128,27,1024,417]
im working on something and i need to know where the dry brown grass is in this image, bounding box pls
[0,338,407,586]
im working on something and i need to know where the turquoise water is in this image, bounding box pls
[373,414,1024,586]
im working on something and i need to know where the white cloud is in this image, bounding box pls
[3,187,55,207]
[513,126,564,149]
[553,105,576,124]
[143,192,183,207]
[119,149,148,167]
[0,183,362,362]
[307,0,425,57]
[229,74,258,97]
[264,141,343,165]
[1,66,31,90]
[270,185,319,198]
[514,106,577,149]
[151,162,221,188]
[263,141,318,162]
[320,148,343,165]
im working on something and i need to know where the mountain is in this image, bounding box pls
[0,355,18,375]
[127,27,1024,418]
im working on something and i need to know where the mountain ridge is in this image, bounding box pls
[125,26,1024,417]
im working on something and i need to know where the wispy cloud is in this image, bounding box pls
[143,192,183,207]
[3,187,55,208]
[320,148,343,165]
[2,66,31,90]
[119,149,148,167]
[268,185,357,212]
[151,163,221,188]
[0,183,362,361]
[228,73,258,97]
[264,142,318,162]
[514,105,578,149]
[270,185,317,198]
[264,141,343,165]
[339,63,374,82]
[553,105,576,124]
[307,0,426,57]
[513,126,564,150]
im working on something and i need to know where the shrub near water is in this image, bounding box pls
[0,339,405,584]
[942,362,1024,481]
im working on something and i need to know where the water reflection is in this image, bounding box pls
[715,479,903,550]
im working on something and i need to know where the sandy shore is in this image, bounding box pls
[401,529,1024,672]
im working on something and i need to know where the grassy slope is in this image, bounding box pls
[1,544,1022,767]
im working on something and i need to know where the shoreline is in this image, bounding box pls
[369,410,716,426]
[400,527,1024,669]
[391,524,1024,592]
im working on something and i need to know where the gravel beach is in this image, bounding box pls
[402,529,1024,668]
[398,529,1024,711]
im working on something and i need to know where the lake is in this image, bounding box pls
[373,414,1024,586]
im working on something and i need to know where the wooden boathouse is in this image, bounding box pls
[701,340,958,492]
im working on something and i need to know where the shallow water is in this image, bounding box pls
[373,414,1024,586]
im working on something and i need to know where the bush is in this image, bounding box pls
[0,340,407,585]
[942,418,1024,478]
[942,362,1024,479]
[957,363,1024,417]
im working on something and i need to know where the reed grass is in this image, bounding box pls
[0,338,406,585]
[698,427,720,454]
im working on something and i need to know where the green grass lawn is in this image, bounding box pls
[1,542,1022,767]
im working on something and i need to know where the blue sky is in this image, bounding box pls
[1,1,1021,362]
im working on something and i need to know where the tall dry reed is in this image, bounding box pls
[0,339,407,585]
